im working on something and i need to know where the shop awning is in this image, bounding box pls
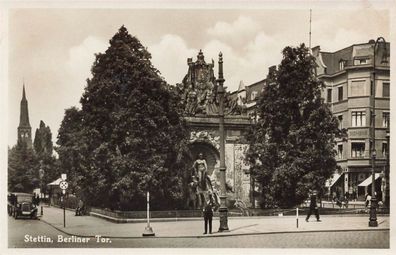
[325,173,342,187]
[358,173,381,187]
[47,178,63,186]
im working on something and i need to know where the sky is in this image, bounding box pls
[6,7,390,147]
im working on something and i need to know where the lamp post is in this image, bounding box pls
[385,126,390,208]
[217,52,229,231]
[369,36,387,227]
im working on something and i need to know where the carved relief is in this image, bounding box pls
[178,50,246,116]
[189,130,220,150]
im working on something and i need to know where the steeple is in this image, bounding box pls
[19,84,31,128]
[18,84,32,147]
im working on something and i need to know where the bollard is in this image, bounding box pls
[40,206,43,216]
[296,207,299,228]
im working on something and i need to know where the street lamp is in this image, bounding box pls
[217,52,229,231]
[385,126,390,208]
[369,36,387,227]
[38,160,44,199]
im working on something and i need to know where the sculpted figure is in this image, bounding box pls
[186,89,198,115]
[205,89,218,115]
[193,153,208,190]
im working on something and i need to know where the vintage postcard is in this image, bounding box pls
[1,0,394,254]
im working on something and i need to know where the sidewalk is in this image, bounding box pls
[39,206,389,238]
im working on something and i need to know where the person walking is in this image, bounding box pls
[203,194,214,234]
[306,190,321,222]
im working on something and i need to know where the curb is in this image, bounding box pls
[39,218,390,240]
[89,211,204,223]
[89,211,390,223]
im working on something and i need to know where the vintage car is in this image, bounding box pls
[8,192,38,219]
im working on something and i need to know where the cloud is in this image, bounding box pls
[147,32,285,92]
[148,34,246,91]
[207,16,260,48]
[63,36,108,105]
[66,36,108,82]
[208,16,260,38]
[148,34,196,85]
[33,36,109,142]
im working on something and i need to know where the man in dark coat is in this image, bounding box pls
[203,194,214,234]
[306,191,321,222]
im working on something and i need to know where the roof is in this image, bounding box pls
[321,46,353,74]
[319,41,390,75]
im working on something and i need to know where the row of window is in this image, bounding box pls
[337,111,389,128]
[338,56,388,71]
[337,142,388,159]
[327,81,390,102]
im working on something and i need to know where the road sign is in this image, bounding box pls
[59,181,68,190]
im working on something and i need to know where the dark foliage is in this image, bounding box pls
[57,26,189,210]
[246,44,343,208]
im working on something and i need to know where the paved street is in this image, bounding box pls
[8,216,389,248]
[7,205,389,248]
[37,206,390,237]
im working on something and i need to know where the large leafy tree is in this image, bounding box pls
[33,120,59,192]
[56,107,91,200]
[34,120,53,157]
[246,44,342,208]
[57,26,189,210]
[8,143,39,192]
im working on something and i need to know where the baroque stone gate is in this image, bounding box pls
[177,50,253,206]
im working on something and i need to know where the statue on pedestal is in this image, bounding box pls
[187,153,220,210]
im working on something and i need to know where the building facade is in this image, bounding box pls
[229,40,390,202]
[313,40,390,201]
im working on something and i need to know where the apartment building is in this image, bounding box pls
[312,40,390,200]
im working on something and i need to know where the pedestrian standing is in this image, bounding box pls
[306,191,321,222]
[345,191,349,201]
[203,194,214,234]
[352,189,357,202]
[365,193,372,208]
[76,199,84,216]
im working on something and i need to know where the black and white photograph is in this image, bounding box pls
[1,0,394,253]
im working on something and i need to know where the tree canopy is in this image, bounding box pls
[34,120,53,157]
[8,143,39,192]
[9,120,57,193]
[246,44,342,208]
[57,26,189,210]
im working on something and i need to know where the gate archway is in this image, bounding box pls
[188,142,219,177]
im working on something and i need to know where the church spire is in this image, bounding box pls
[22,84,26,100]
[18,84,32,147]
[19,84,30,128]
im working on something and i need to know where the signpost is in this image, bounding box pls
[142,191,155,236]
[59,176,68,228]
